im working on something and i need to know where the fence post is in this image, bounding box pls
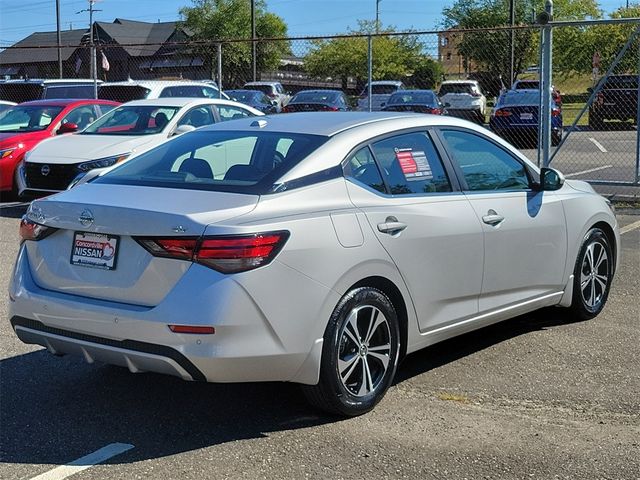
[636,40,640,184]
[367,35,373,112]
[540,0,553,168]
[217,43,223,98]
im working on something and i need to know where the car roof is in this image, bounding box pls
[14,99,119,107]
[100,80,217,88]
[111,98,245,108]
[196,111,476,137]
[441,80,478,85]
[368,80,403,86]
[294,89,342,94]
[244,81,280,86]
[390,89,435,94]
[2,79,99,85]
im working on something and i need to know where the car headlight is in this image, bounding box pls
[77,153,130,172]
[0,147,16,159]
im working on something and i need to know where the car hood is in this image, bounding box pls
[26,133,163,164]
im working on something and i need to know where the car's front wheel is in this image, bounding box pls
[569,228,613,320]
[302,287,401,416]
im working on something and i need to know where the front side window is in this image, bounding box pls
[177,106,215,128]
[344,147,385,193]
[62,105,97,130]
[216,105,253,122]
[82,105,179,135]
[95,131,327,194]
[440,129,531,191]
[371,132,452,195]
[0,105,64,132]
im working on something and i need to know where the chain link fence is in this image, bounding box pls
[1,20,638,196]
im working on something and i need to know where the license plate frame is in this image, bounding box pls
[70,231,120,270]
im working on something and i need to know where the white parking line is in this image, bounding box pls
[565,165,613,177]
[29,443,134,480]
[589,137,608,153]
[620,220,640,235]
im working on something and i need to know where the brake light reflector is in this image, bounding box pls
[168,325,215,334]
[495,109,512,117]
[19,216,56,242]
[136,231,289,273]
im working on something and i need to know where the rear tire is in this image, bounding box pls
[568,228,613,321]
[302,287,400,417]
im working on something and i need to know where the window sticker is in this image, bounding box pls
[395,148,433,181]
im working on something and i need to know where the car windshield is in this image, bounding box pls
[94,130,328,194]
[0,105,64,132]
[291,91,339,103]
[387,91,437,105]
[81,105,180,135]
[439,84,475,95]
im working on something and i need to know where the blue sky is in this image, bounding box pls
[0,0,633,46]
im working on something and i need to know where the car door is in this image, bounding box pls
[437,128,568,313]
[344,131,484,332]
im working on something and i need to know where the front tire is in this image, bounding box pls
[568,228,613,321]
[302,287,400,416]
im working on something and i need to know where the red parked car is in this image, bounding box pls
[0,99,119,199]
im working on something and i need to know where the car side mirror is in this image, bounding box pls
[171,125,196,137]
[57,122,78,134]
[539,167,565,191]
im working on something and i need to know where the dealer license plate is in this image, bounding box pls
[520,113,534,120]
[70,232,119,270]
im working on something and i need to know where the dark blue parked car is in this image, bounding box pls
[225,89,278,114]
[490,89,563,147]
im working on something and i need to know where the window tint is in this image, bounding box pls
[97,104,117,116]
[44,85,94,99]
[441,129,531,191]
[62,105,97,130]
[160,85,207,98]
[371,132,451,195]
[344,147,385,193]
[177,106,214,128]
[439,83,474,95]
[216,105,253,121]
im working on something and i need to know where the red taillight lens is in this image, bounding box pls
[495,109,512,117]
[552,108,561,117]
[282,106,290,113]
[136,231,289,274]
[19,216,56,242]
[323,105,339,111]
[196,232,289,273]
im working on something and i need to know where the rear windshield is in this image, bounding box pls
[439,84,475,95]
[81,105,179,135]
[44,85,95,99]
[227,90,259,102]
[500,91,541,105]
[0,105,64,133]
[245,85,272,95]
[99,85,151,102]
[603,76,638,89]
[361,84,400,95]
[94,130,328,194]
[514,81,539,89]
[0,83,44,103]
[387,91,437,105]
[291,91,339,103]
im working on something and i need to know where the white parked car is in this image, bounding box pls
[18,98,262,197]
[243,81,290,112]
[357,80,405,111]
[438,80,487,124]
[11,112,618,416]
[98,80,230,103]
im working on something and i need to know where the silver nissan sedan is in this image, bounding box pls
[10,112,619,416]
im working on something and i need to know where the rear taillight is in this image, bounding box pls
[19,216,56,242]
[552,108,561,117]
[323,105,339,111]
[282,105,291,113]
[470,91,481,97]
[596,93,604,105]
[430,108,442,115]
[494,109,512,117]
[136,231,289,274]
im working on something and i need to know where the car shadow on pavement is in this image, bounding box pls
[0,307,576,467]
[0,204,28,219]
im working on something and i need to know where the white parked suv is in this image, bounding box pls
[98,80,230,103]
[243,82,290,112]
[357,81,405,111]
[438,80,487,124]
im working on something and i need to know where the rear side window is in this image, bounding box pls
[440,129,530,191]
[344,147,385,193]
[215,105,254,122]
[371,132,452,195]
[439,84,474,95]
[95,131,328,194]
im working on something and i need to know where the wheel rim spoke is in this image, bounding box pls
[368,351,390,370]
[594,245,607,270]
[364,312,385,345]
[344,311,361,347]
[339,354,360,383]
[357,357,373,396]
[594,276,607,292]
[586,243,595,271]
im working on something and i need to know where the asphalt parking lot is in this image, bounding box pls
[0,202,638,480]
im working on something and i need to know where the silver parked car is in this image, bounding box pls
[10,113,619,416]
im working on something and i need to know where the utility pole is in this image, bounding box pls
[509,0,515,86]
[56,0,62,78]
[376,0,381,34]
[77,0,101,98]
[251,0,256,81]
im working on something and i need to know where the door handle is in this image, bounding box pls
[482,210,505,226]
[377,216,407,235]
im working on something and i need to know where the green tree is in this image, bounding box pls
[304,21,439,90]
[180,0,290,86]
[442,0,601,81]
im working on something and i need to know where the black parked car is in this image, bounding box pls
[381,90,445,114]
[225,89,278,114]
[589,75,638,130]
[282,90,349,112]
